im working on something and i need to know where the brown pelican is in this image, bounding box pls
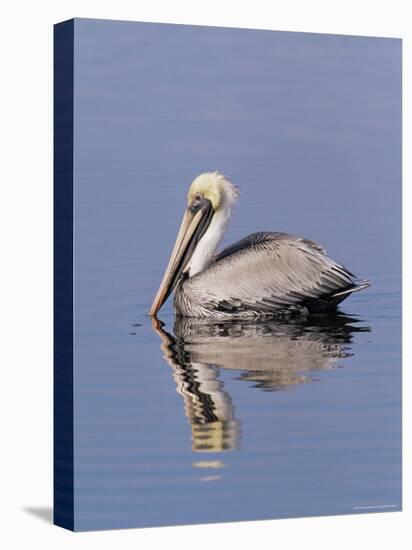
[150,172,370,319]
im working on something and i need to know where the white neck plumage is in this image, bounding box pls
[186,204,232,277]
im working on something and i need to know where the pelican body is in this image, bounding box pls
[150,172,370,319]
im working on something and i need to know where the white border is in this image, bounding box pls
[1,1,409,549]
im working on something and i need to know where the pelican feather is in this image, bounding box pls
[174,232,369,318]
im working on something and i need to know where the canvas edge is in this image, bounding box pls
[53,18,75,532]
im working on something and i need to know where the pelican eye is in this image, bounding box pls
[190,192,206,213]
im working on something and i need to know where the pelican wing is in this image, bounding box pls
[183,232,367,315]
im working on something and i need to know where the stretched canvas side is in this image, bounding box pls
[53,18,75,532]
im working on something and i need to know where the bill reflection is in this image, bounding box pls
[154,319,240,453]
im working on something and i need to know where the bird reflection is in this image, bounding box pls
[152,314,369,453]
[153,318,240,452]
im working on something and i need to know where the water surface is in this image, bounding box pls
[72,19,401,530]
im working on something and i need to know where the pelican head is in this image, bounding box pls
[149,172,239,317]
[187,172,239,211]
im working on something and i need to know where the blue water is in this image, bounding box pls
[71,19,401,530]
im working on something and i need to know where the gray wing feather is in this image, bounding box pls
[185,232,364,314]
